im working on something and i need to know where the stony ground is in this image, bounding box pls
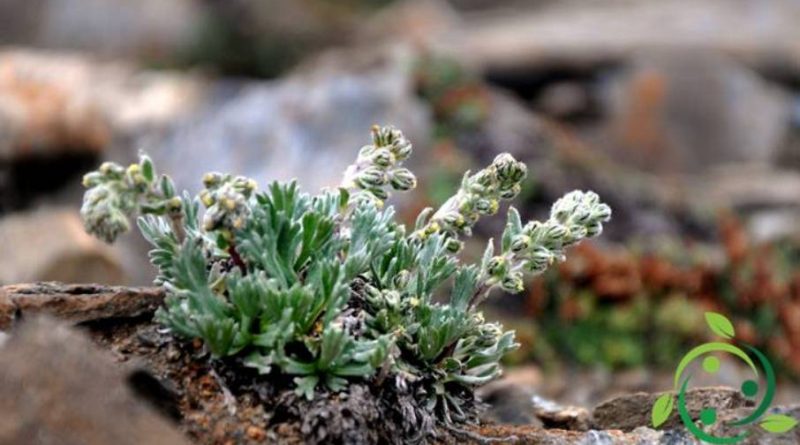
[2,283,799,444]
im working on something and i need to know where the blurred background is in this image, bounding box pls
[1,0,799,411]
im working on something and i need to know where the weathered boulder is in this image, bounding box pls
[0,316,189,445]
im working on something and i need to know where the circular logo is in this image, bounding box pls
[651,312,796,443]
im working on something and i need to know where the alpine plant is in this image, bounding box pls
[80,125,611,439]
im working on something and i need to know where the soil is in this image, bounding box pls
[86,316,297,444]
[83,315,513,445]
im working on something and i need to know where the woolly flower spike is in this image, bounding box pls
[416,153,527,252]
[81,154,181,243]
[199,172,257,235]
[482,190,611,296]
[341,125,416,205]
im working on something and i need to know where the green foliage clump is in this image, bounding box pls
[80,125,610,438]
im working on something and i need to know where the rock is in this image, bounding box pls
[183,0,392,78]
[477,368,592,431]
[747,209,800,243]
[591,386,751,431]
[532,396,591,431]
[0,50,204,214]
[0,0,202,61]
[0,49,204,163]
[451,85,714,243]
[0,50,109,161]
[454,0,800,79]
[534,82,593,120]
[605,51,792,175]
[0,207,124,285]
[477,366,542,425]
[361,0,461,47]
[709,404,800,444]
[0,316,190,445]
[147,44,430,195]
[478,382,540,426]
[0,282,164,330]
[697,165,800,241]
[461,423,697,444]
[0,290,14,329]
[703,166,800,210]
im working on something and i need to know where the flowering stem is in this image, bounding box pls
[227,244,247,274]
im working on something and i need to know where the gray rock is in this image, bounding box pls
[657,428,700,445]
[478,382,540,425]
[532,395,591,431]
[454,0,800,78]
[578,430,616,445]
[147,45,430,196]
[452,86,713,243]
[700,165,800,241]
[604,51,792,175]
[0,0,202,60]
[0,316,190,445]
[477,365,543,425]
[706,404,800,445]
[534,82,593,119]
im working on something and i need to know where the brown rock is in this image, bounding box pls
[0,51,109,161]
[592,386,752,431]
[0,49,204,162]
[0,316,190,445]
[0,282,164,330]
[0,207,124,285]
[457,423,679,445]
[0,290,14,328]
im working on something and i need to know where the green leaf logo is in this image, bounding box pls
[705,312,735,339]
[651,393,675,428]
[760,414,798,433]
